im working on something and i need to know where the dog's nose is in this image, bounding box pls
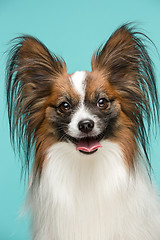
[78,119,94,133]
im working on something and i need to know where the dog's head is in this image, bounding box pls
[6,24,159,176]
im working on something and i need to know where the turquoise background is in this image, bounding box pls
[0,0,160,239]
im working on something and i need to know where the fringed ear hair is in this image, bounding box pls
[6,36,66,177]
[92,23,159,169]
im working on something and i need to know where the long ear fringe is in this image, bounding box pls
[6,36,66,179]
[92,23,159,170]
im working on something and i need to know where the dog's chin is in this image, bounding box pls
[64,131,105,155]
[79,149,98,155]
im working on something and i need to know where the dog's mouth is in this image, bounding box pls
[65,131,104,154]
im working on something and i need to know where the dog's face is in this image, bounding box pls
[45,70,122,154]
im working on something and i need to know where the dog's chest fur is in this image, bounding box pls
[29,141,160,240]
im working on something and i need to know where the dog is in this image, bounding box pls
[6,24,160,239]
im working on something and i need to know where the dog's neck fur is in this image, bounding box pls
[28,140,160,240]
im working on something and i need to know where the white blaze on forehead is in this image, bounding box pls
[70,71,87,100]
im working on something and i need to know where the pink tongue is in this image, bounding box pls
[76,138,102,153]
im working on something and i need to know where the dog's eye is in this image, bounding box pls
[97,98,110,110]
[58,102,71,113]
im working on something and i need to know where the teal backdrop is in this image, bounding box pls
[0,0,160,239]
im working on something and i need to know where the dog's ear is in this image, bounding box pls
[91,24,138,83]
[6,36,67,174]
[7,36,66,98]
[91,24,158,115]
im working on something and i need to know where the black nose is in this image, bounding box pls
[78,119,94,133]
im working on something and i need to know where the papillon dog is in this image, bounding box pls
[6,24,160,240]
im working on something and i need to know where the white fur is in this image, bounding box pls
[68,71,101,138]
[28,141,160,240]
[70,71,86,99]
